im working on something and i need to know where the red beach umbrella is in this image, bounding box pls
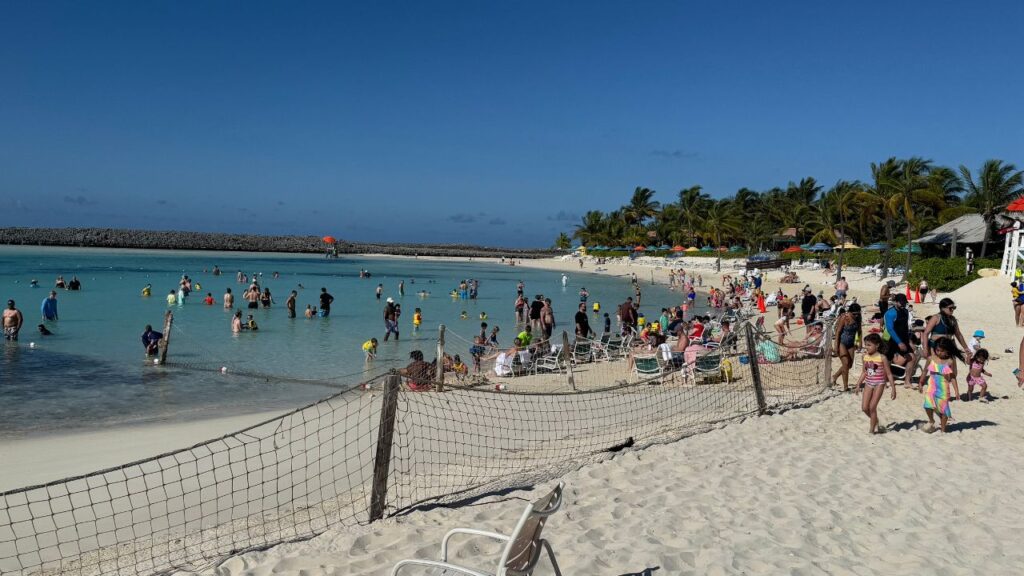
[671,245,685,252]
[322,236,337,244]
[782,246,804,253]
[634,245,646,251]
[1007,196,1024,212]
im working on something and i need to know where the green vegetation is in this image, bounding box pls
[564,158,1023,280]
[907,258,1002,293]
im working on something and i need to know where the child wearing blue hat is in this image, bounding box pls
[968,330,985,356]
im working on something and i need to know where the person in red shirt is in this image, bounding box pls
[203,292,215,305]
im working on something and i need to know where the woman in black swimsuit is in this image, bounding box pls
[831,303,862,392]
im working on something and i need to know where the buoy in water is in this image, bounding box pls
[29,342,35,348]
[221,366,228,373]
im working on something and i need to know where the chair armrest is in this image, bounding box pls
[441,528,511,561]
[392,558,492,576]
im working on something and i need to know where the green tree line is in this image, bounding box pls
[566,158,1024,272]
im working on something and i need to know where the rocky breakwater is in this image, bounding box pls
[0,227,558,258]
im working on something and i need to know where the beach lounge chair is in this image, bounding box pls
[391,482,565,576]
[693,351,728,384]
[532,349,564,374]
[571,340,593,364]
[632,354,666,383]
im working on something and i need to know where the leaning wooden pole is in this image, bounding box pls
[435,324,446,392]
[157,310,173,365]
[562,330,576,391]
[744,323,767,415]
[370,372,401,522]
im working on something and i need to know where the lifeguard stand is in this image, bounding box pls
[1000,220,1023,277]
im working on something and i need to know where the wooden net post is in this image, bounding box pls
[370,372,401,521]
[435,324,446,392]
[744,323,767,414]
[562,330,576,391]
[157,310,173,365]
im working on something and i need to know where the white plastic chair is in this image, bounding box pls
[391,483,565,576]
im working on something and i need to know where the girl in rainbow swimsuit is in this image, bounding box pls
[917,337,962,434]
[857,333,895,434]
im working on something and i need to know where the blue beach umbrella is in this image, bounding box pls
[809,242,833,252]
[700,245,713,252]
[729,245,745,253]
[864,242,889,251]
[895,244,922,254]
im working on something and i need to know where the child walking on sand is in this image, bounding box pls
[966,348,992,402]
[918,337,963,434]
[857,334,896,434]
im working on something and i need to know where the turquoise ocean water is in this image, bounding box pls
[0,247,686,438]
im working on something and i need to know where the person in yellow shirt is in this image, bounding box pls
[362,338,378,360]
[413,308,422,332]
[142,284,152,297]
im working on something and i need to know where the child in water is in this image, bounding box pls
[856,334,896,434]
[966,348,992,402]
[452,354,469,380]
[246,315,259,331]
[362,338,378,360]
[460,311,468,319]
[413,308,422,332]
[918,337,962,433]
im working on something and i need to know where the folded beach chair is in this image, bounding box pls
[391,483,565,576]
[571,340,593,364]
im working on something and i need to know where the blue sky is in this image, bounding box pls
[2,1,1022,247]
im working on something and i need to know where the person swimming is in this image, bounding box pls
[142,284,152,297]
[37,324,53,336]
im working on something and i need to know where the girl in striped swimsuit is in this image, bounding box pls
[857,333,896,434]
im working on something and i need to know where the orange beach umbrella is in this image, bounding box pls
[322,236,337,244]
[671,245,685,252]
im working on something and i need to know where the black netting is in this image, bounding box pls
[1,320,834,576]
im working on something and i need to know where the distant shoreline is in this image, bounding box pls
[0,227,559,259]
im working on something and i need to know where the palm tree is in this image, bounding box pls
[573,210,607,246]
[831,180,863,279]
[701,200,742,272]
[861,158,903,275]
[959,160,1024,258]
[554,232,572,250]
[677,185,709,246]
[623,187,660,227]
[889,158,934,278]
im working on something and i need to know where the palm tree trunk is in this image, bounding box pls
[882,214,894,278]
[716,232,721,272]
[980,214,991,258]
[904,224,912,282]
[836,212,846,280]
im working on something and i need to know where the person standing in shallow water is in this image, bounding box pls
[223,287,234,309]
[3,300,24,341]
[286,290,297,318]
[319,287,334,317]
[383,298,400,341]
[41,291,59,321]
[398,280,405,297]
[376,284,383,301]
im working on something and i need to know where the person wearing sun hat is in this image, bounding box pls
[968,330,985,355]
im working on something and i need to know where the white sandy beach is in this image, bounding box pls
[197,259,1024,575]
[4,255,1022,576]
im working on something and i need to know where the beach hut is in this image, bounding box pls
[864,242,889,251]
[808,243,833,252]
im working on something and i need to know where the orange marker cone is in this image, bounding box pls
[914,288,921,304]
[905,284,912,300]
[757,294,767,314]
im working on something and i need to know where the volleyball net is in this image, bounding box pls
[0,321,835,576]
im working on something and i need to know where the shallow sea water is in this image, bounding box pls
[0,247,686,436]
